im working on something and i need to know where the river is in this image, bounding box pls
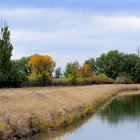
[26,91,140,140]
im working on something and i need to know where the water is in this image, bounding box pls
[27,92,140,140]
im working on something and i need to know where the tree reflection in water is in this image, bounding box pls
[100,95,140,124]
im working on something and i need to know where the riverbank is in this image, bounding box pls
[118,90,140,96]
[0,84,140,139]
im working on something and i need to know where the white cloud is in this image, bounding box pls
[0,8,139,68]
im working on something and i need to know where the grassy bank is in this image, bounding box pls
[0,84,140,139]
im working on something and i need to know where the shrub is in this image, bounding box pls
[68,73,77,83]
[54,73,114,86]
[76,78,85,84]
[54,78,69,84]
[83,78,90,84]
[116,76,133,84]
[28,76,38,82]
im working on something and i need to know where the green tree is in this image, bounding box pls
[135,60,140,83]
[8,56,31,82]
[120,54,139,81]
[96,50,125,79]
[64,61,79,78]
[16,56,31,76]
[55,67,62,78]
[0,26,13,82]
[9,60,28,82]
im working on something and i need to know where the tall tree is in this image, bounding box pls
[28,54,56,85]
[96,50,125,79]
[16,56,31,76]
[135,60,140,83]
[64,61,79,77]
[55,67,62,78]
[120,54,139,81]
[0,26,13,82]
[83,64,94,77]
[9,60,28,82]
[8,56,31,82]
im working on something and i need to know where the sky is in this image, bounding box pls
[0,0,140,70]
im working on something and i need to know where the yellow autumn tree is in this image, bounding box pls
[76,64,93,78]
[99,73,108,79]
[28,54,56,85]
[83,64,93,77]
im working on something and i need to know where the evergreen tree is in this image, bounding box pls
[55,67,62,78]
[0,26,13,82]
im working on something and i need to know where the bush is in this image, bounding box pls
[54,78,69,84]
[76,78,85,84]
[88,76,97,84]
[83,78,90,84]
[28,74,114,86]
[116,76,133,84]
[68,73,77,83]
[28,76,38,82]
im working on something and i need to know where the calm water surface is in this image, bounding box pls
[27,92,140,140]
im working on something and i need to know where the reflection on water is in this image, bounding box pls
[26,92,140,140]
[100,94,140,124]
[25,114,94,140]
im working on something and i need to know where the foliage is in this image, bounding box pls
[28,54,56,85]
[68,73,77,83]
[76,64,93,78]
[116,76,133,84]
[85,58,97,74]
[95,50,140,82]
[55,67,62,78]
[64,61,79,78]
[0,26,13,82]
[83,64,93,77]
[134,60,140,83]
[54,74,114,85]
[1,26,140,87]
[76,67,84,77]
[28,76,38,82]
[96,50,125,79]
[2,24,140,86]
[88,74,114,84]
[76,78,85,84]
[7,56,31,82]
[16,56,31,76]
[8,60,28,82]
[54,78,69,84]
[121,54,140,82]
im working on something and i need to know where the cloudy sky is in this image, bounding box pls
[1,0,140,69]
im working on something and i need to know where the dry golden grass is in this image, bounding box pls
[0,84,140,139]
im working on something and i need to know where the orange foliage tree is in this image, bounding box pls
[83,64,93,77]
[28,54,56,85]
[76,64,94,78]
[76,66,84,77]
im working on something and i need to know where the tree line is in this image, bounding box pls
[0,26,140,87]
[56,50,140,84]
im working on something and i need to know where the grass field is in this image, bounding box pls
[0,84,140,139]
